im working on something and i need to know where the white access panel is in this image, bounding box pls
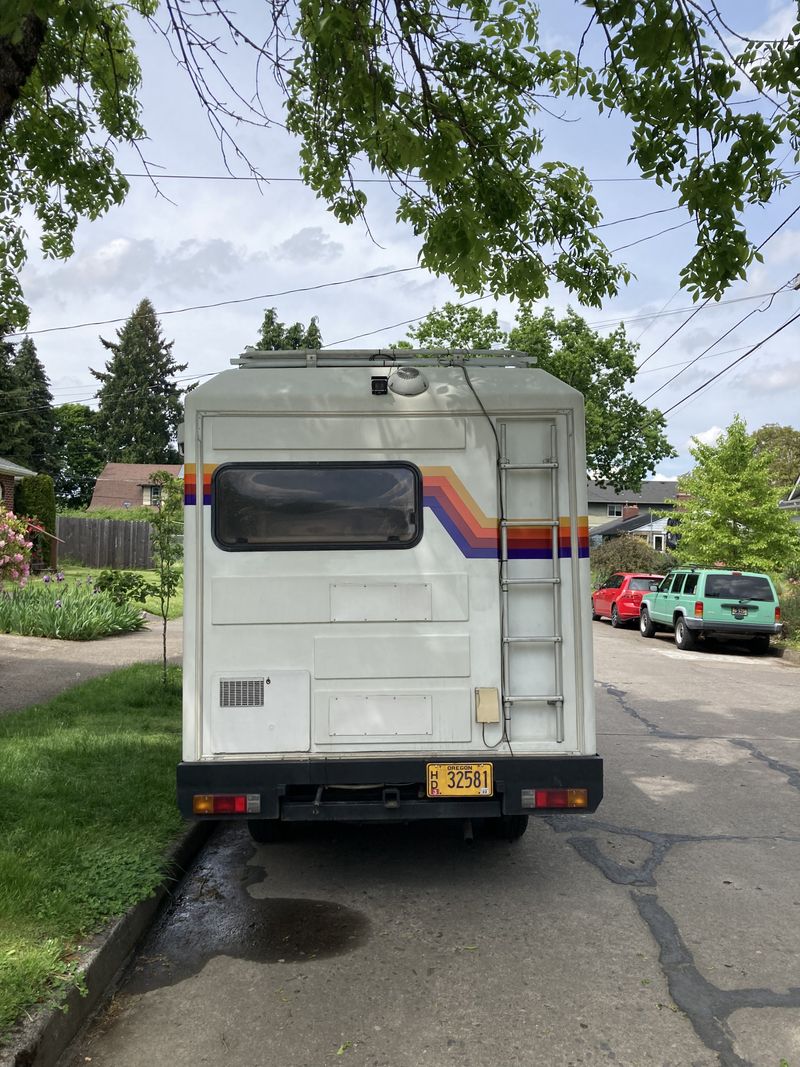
[329,694,432,737]
[205,670,310,754]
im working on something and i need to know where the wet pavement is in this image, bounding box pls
[63,624,800,1067]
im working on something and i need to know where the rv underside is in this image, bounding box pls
[177,753,603,823]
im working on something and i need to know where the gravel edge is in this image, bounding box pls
[0,820,215,1067]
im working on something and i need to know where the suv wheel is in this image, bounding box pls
[674,616,697,651]
[640,607,656,638]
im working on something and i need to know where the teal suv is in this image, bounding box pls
[639,568,782,653]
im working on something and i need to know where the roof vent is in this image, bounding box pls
[388,366,429,396]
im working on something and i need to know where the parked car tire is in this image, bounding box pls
[674,616,697,651]
[750,635,770,655]
[611,604,621,628]
[640,607,656,638]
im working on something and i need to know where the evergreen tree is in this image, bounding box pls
[671,415,800,573]
[52,403,105,508]
[92,299,187,463]
[0,329,24,463]
[254,309,322,350]
[11,335,54,473]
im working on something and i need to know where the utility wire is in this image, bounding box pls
[661,306,800,417]
[641,280,792,403]
[7,265,422,338]
[637,201,800,369]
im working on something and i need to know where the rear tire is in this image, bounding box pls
[611,604,620,628]
[248,819,290,844]
[751,635,770,655]
[491,815,529,842]
[640,607,656,638]
[674,616,697,651]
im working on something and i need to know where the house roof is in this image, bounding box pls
[779,472,800,508]
[591,509,671,538]
[89,462,183,509]
[0,456,36,478]
[587,479,679,505]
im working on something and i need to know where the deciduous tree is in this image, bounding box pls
[3,3,800,325]
[670,415,800,573]
[92,299,187,464]
[51,404,105,509]
[750,424,800,493]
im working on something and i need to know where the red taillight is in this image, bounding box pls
[534,788,588,809]
[775,606,781,623]
[694,601,704,618]
[193,794,248,815]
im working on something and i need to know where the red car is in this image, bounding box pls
[591,572,664,628]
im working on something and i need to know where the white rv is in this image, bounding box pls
[178,350,602,840]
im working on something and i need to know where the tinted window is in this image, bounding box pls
[657,575,673,592]
[606,575,624,589]
[213,463,421,550]
[628,577,657,591]
[704,574,774,601]
[671,573,687,593]
[684,573,699,595]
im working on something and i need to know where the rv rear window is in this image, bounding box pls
[212,463,422,550]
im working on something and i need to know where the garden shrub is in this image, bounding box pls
[95,569,156,605]
[776,579,800,646]
[0,505,33,586]
[14,475,56,567]
[0,576,147,640]
[590,533,673,588]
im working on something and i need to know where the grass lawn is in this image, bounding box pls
[0,665,185,1039]
[56,566,184,621]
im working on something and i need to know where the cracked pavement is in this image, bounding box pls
[64,624,799,1067]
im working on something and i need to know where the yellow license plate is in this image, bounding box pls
[426,762,493,797]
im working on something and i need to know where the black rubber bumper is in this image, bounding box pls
[177,754,603,822]
[683,619,781,635]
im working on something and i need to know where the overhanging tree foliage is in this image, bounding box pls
[2,3,800,326]
[92,299,187,464]
[670,415,800,573]
[404,301,675,491]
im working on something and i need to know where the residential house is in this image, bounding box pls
[0,456,36,508]
[589,508,671,552]
[89,463,183,510]
[586,479,679,528]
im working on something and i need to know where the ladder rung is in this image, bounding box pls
[502,577,560,587]
[503,635,562,644]
[500,462,558,470]
[504,694,564,703]
[501,519,559,528]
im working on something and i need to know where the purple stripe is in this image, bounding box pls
[184,492,196,506]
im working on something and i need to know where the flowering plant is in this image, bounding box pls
[0,505,33,587]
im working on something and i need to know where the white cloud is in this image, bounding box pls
[688,425,724,449]
[273,227,344,263]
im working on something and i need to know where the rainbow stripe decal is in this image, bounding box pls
[422,466,589,559]
[183,464,213,506]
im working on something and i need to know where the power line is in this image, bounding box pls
[636,342,751,375]
[641,281,792,403]
[661,306,800,417]
[609,219,694,253]
[322,295,491,348]
[637,201,800,369]
[7,266,422,338]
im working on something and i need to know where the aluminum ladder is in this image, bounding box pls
[498,420,565,743]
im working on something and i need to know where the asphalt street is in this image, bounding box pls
[64,624,799,1067]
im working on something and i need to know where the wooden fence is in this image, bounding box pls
[56,517,154,570]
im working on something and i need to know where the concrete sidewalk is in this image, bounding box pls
[0,616,183,714]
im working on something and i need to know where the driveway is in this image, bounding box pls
[62,622,800,1067]
[0,616,182,714]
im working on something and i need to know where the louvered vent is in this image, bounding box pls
[219,678,265,708]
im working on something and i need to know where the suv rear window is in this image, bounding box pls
[213,463,422,550]
[704,574,774,601]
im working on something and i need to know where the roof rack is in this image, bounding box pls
[231,348,536,369]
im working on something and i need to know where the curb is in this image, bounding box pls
[777,646,800,667]
[0,821,215,1067]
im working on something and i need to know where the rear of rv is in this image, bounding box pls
[177,352,602,836]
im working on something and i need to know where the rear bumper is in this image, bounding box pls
[177,754,603,822]
[683,619,781,636]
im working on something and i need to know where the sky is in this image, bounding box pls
[11,0,800,482]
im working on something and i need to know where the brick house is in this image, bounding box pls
[89,463,183,510]
[0,456,36,508]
